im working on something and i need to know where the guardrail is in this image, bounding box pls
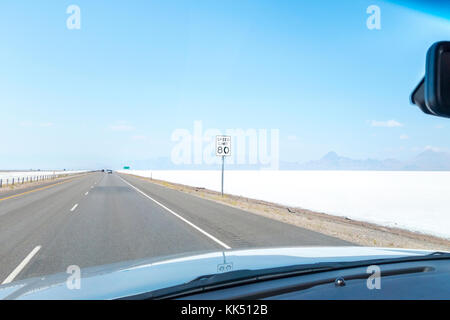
[0,171,88,189]
[0,174,62,189]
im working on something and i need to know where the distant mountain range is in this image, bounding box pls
[123,150,450,171]
[281,150,450,171]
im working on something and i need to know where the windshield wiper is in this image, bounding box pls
[120,251,450,300]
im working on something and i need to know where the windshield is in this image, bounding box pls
[0,0,449,298]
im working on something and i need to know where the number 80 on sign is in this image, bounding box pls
[216,135,231,157]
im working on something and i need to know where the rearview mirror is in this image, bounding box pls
[411,41,450,118]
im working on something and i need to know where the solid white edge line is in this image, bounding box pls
[2,246,41,284]
[118,175,231,250]
[70,204,78,212]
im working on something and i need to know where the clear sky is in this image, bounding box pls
[1,0,450,169]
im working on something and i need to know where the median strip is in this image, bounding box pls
[2,246,41,284]
[118,176,231,250]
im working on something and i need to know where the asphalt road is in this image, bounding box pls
[0,172,351,283]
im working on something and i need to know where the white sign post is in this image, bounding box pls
[216,135,231,196]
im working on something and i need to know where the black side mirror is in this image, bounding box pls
[411,41,450,118]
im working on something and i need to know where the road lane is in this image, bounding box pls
[118,173,351,249]
[119,175,231,249]
[5,173,222,281]
[0,171,352,283]
[0,172,102,282]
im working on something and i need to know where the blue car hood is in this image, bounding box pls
[0,246,436,299]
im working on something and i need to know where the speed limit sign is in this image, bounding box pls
[216,135,231,197]
[216,135,231,157]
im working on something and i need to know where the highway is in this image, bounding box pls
[0,172,351,284]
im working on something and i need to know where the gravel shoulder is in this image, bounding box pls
[124,173,450,252]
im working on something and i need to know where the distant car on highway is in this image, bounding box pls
[106,170,113,174]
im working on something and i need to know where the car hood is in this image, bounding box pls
[0,246,437,299]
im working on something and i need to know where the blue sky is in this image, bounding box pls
[1,0,450,169]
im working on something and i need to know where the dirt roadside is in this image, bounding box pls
[124,173,450,252]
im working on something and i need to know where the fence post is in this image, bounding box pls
[0,179,2,188]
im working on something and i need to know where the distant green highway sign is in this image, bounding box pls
[123,166,130,170]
